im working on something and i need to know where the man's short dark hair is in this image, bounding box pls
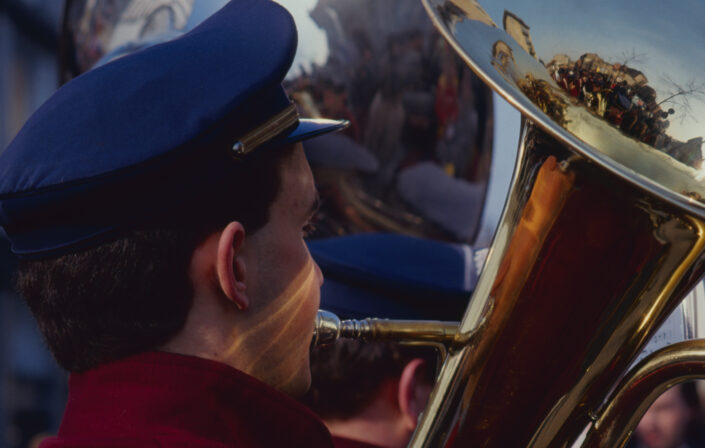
[303,339,436,420]
[16,143,296,372]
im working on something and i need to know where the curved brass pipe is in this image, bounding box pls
[583,340,705,448]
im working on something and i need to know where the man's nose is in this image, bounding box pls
[313,260,324,287]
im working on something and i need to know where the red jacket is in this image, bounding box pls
[41,351,334,447]
[332,436,384,448]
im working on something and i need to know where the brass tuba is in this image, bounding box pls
[315,1,705,447]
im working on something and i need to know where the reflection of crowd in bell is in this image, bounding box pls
[516,74,569,127]
[287,33,491,185]
[548,53,703,168]
[283,0,493,242]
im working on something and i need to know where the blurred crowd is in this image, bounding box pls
[288,32,491,178]
[285,26,493,242]
[554,67,670,144]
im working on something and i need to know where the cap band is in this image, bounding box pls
[231,104,299,157]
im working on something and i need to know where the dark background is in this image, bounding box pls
[0,2,68,446]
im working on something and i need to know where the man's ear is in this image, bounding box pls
[398,358,432,431]
[216,221,248,310]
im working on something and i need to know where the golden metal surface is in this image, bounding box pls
[231,105,300,157]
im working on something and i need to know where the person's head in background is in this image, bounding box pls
[634,382,705,448]
[302,233,476,448]
[304,339,436,448]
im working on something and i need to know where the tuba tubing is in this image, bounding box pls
[584,340,705,448]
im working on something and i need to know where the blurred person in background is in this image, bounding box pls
[303,233,477,448]
[305,339,436,448]
[629,382,705,448]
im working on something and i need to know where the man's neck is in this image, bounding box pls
[324,400,411,448]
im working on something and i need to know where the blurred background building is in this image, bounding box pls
[0,2,67,447]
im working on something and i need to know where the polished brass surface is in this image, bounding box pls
[231,105,301,157]
[583,340,705,448]
[312,309,459,348]
[411,1,705,447]
[312,310,343,347]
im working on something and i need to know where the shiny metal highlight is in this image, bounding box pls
[231,105,300,157]
[312,309,459,348]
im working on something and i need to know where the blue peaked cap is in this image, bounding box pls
[309,234,477,321]
[0,0,347,258]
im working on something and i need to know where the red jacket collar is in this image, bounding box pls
[45,351,333,447]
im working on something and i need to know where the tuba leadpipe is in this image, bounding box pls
[312,309,460,348]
